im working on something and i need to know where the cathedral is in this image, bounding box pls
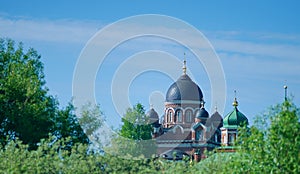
[147,60,249,161]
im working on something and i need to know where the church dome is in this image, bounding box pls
[146,108,159,124]
[196,108,209,119]
[223,98,248,128]
[166,74,203,102]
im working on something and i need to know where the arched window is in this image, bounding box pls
[169,111,173,122]
[214,134,218,142]
[176,110,182,122]
[186,110,192,122]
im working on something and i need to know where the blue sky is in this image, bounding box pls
[1,0,300,128]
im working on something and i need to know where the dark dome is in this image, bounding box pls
[166,74,203,102]
[147,108,159,119]
[196,108,209,119]
[146,108,159,123]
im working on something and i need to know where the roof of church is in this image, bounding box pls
[166,59,203,103]
[146,107,159,119]
[166,74,203,102]
[207,111,223,128]
[223,97,248,128]
[196,107,209,119]
[192,122,206,130]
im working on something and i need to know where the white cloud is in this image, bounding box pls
[205,30,300,44]
[219,52,300,78]
[1,15,299,84]
[1,14,299,62]
[211,39,300,60]
[0,16,101,43]
[2,15,299,126]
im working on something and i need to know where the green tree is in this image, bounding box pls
[0,39,57,148]
[266,100,300,173]
[228,99,300,173]
[192,99,300,173]
[106,103,156,158]
[0,38,104,150]
[53,102,90,146]
[120,103,152,140]
[79,103,104,137]
[78,102,105,148]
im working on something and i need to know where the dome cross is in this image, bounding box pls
[182,53,187,75]
[232,90,239,107]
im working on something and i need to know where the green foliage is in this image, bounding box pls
[78,102,104,138]
[190,99,300,173]
[0,136,192,173]
[1,38,299,173]
[193,152,239,174]
[0,137,103,173]
[265,100,300,173]
[0,39,57,148]
[77,102,105,150]
[120,103,152,140]
[53,102,90,147]
[1,100,298,173]
[221,99,299,173]
[0,38,95,149]
[106,103,156,158]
